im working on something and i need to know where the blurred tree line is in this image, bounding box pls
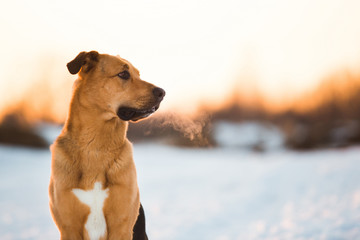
[1,70,360,150]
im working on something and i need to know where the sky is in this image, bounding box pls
[1,0,360,120]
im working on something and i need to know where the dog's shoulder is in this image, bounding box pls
[51,134,79,169]
[52,134,74,157]
[51,135,83,187]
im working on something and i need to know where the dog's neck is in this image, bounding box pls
[62,86,129,151]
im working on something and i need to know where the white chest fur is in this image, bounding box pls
[72,182,109,240]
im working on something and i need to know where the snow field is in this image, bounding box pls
[0,123,360,239]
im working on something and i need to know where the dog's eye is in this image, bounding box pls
[118,71,130,80]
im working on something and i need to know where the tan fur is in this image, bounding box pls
[49,52,161,240]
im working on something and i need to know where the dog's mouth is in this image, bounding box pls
[117,103,160,122]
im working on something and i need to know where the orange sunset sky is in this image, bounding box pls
[1,0,360,121]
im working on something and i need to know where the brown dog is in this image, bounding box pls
[49,51,165,240]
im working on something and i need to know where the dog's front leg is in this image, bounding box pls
[106,214,137,240]
[108,229,133,240]
[59,230,83,240]
[104,196,140,240]
[50,188,89,240]
[50,205,84,240]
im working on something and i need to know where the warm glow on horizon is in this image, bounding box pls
[1,0,360,121]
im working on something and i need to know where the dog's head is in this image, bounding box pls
[67,51,165,122]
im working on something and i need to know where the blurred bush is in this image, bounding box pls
[0,112,48,149]
[275,70,360,149]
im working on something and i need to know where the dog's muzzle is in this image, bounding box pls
[117,104,160,122]
[117,87,165,122]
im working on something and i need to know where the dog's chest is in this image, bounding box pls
[72,182,109,240]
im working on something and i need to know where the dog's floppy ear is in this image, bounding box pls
[67,51,99,75]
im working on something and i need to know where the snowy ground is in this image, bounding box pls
[1,125,360,240]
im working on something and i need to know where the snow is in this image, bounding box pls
[1,124,360,239]
[214,121,285,151]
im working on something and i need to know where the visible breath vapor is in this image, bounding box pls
[151,111,209,142]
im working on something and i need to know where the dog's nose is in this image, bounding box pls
[153,87,165,101]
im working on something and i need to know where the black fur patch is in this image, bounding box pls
[132,204,148,240]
